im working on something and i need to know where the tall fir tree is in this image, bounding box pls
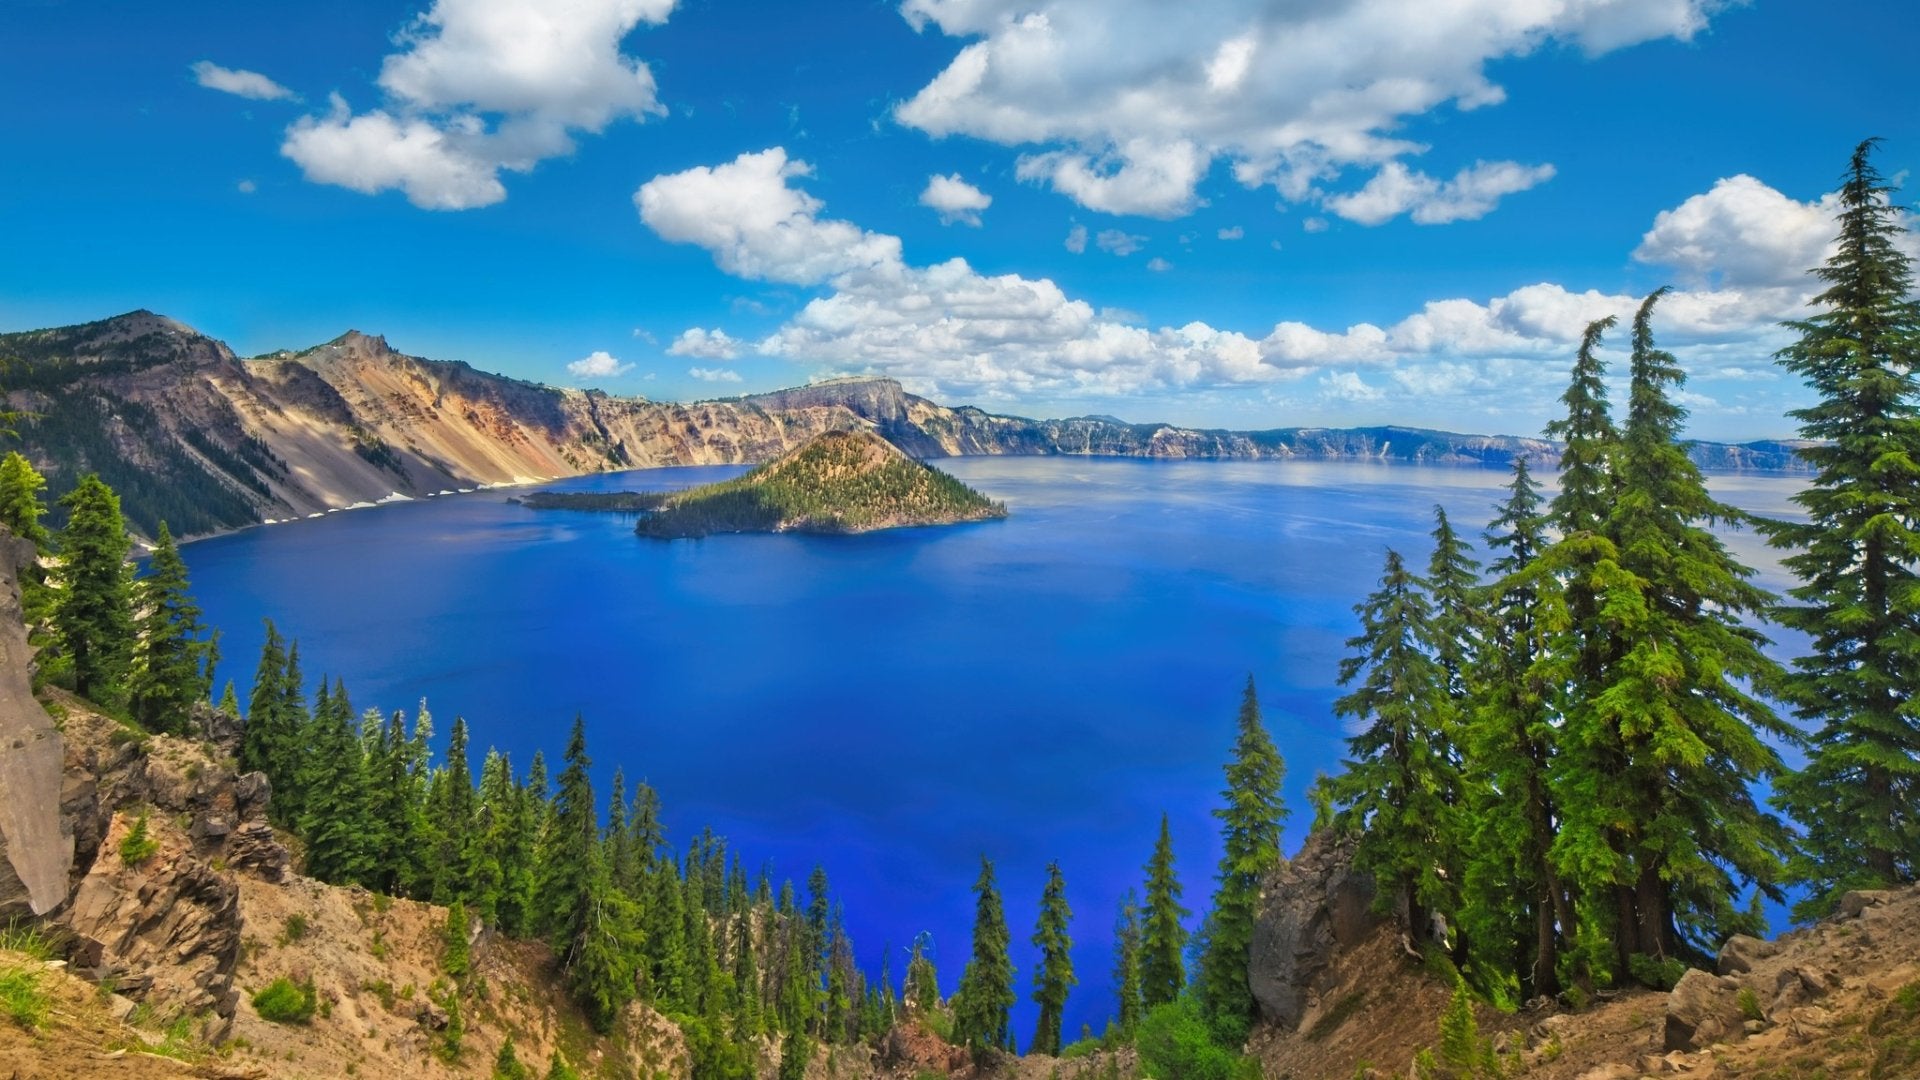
[1556,289,1795,970]
[606,769,640,896]
[298,680,377,886]
[541,716,600,957]
[1197,677,1287,1042]
[1763,140,1920,911]
[1425,508,1483,703]
[904,932,940,1015]
[1110,890,1144,1038]
[1458,457,1570,1000]
[429,716,477,903]
[270,643,313,825]
[52,474,133,703]
[953,856,1015,1056]
[239,622,288,778]
[127,523,215,733]
[1330,548,1459,941]
[569,852,640,1033]
[1138,813,1188,1010]
[1028,860,1075,1056]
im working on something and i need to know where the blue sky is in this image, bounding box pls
[1,0,1915,440]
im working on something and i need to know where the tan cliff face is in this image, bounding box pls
[3,309,1710,541]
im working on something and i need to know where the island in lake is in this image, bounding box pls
[521,428,1008,537]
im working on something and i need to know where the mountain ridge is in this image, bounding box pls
[0,310,1812,540]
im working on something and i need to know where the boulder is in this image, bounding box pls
[1715,934,1779,976]
[1837,890,1893,919]
[1247,828,1378,1030]
[1665,968,1745,1052]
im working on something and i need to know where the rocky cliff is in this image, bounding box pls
[0,527,71,918]
[0,311,1807,540]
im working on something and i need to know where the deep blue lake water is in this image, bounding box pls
[179,458,1806,1043]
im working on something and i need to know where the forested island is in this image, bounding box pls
[523,429,1008,538]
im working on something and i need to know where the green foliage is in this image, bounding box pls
[1625,953,1687,992]
[905,932,940,1014]
[128,522,216,734]
[298,684,379,887]
[280,913,308,944]
[1029,860,1076,1056]
[954,856,1015,1056]
[1198,677,1287,1044]
[0,965,49,1030]
[1134,998,1258,1080]
[0,921,56,962]
[1329,548,1460,937]
[544,1051,583,1080]
[443,900,471,980]
[1435,980,1501,1079]
[1737,987,1764,1023]
[1110,891,1144,1039]
[1139,814,1188,1011]
[492,1035,534,1080]
[119,811,159,865]
[252,977,318,1024]
[1764,139,1920,913]
[53,473,135,704]
[632,430,1006,538]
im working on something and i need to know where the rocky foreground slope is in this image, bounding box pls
[0,311,1806,540]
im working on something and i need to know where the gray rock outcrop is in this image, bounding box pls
[1248,829,1379,1030]
[0,527,73,917]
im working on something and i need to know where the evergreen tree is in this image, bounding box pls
[1459,458,1569,1000]
[1557,289,1795,967]
[1197,677,1288,1042]
[631,781,663,872]
[953,856,1014,1056]
[127,522,215,733]
[905,932,940,1014]
[541,716,600,956]
[1764,140,1920,911]
[606,769,640,896]
[217,680,239,718]
[472,750,512,925]
[730,906,763,1041]
[1545,317,1621,535]
[0,451,51,551]
[570,855,640,1033]
[647,858,689,1010]
[1330,548,1458,940]
[239,622,288,778]
[1029,860,1075,1056]
[1138,814,1188,1010]
[1425,508,1483,703]
[298,680,377,886]
[1110,890,1144,1038]
[0,452,54,637]
[366,704,433,898]
[429,717,477,903]
[52,474,133,703]
[271,643,314,825]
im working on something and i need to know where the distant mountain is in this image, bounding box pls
[0,311,1812,539]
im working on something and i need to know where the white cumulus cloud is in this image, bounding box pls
[895,0,1718,219]
[689,367,744,383]
[279,0,676,209]
[568,350,633,379]
[636,148,1849,429]
[668,328,743,360]
[920,173,994,225]
[1323,160,1556,226]
[1064,223,1088,253]
[192,61,298,101]
[1095,229,1146,256]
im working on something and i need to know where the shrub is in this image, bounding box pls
[119,812,159,866]
[493,1036,533,1080]
[545,1052,583,1080]
[252,977,317,1024]
[1737,987,1765,1023]
[442,901,470,980]
[1628,953,1688,991]
[281,914,308,944]
[1135,998,1258,1080]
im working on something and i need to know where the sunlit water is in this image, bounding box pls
[181,457,1806,1041]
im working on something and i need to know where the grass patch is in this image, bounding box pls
[279,913,308,945]
[0,921,57,961]
[252,977,317,1024]
[1306,990,1367,1042]
[0,966,49,1030]
[1738,986,1765,1023]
